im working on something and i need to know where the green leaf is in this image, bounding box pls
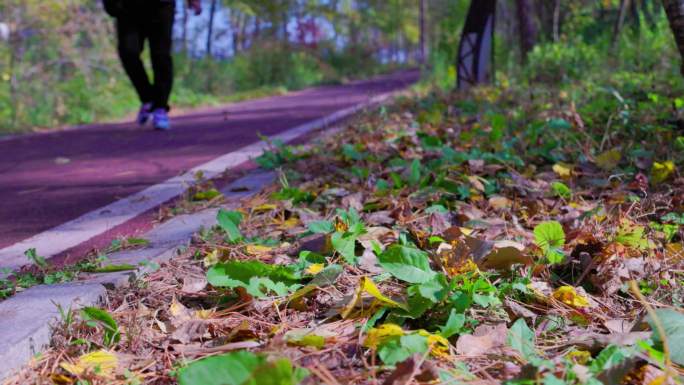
[507,318,536,361]
[309,264,343,287]
[207,260,300,298]
[307,220,334,234]
[408,159,421,186]
[648,309,684,366]
[377,244,437,284]
[378,334,429,365]
[615,220,649,251]
[217,209,243,242]
[440,309,466,338]
[550,182,571,199]
[330,232,358,264]
[178,351,308,385]
[81,307,120,347]
[533,221,565,264]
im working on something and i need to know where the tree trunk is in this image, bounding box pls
[182,5,188,54]
[612,0,631,49]
[419,0,426,65]
[663,0,684,75]
[456,0,496,89]
[206,0,218,57]
[552,0,560,42]
[515,0,537,63]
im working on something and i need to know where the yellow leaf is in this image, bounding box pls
[245,244,273,255]
[553,286,590,308]
[418,330,451,358]
[665,242,683,261]
[49,374,74,385]
[203,249,220,267]
[341,277,406,319]
[595,149,621,171]
[252,203,277,212]
[452,259,479,276]
[279,217,300,230]
[651,161,675,184]
[195,309,215,319]
[460,227,474,236]
[552,163,573,178]
[364,324,405,348]
[60,350,118,377]
[305,263,324,275]
[566,350,592,364]
[361,277,406,309]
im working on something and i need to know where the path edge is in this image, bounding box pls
[0,87,410,382]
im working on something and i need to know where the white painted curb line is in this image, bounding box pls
[0,90,400,273]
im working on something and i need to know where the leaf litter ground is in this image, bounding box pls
[7,85,684,385]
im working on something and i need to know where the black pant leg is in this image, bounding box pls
[116,16,153,105]
[146,3,175,111]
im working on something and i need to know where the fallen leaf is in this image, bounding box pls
[552,286,590,308]
[181,276,208,294]
[305,263,324,275]
[651,160,675,184]
[595,149,621,171]
[60,350,118,377]
[553,163,573,178]
[245,244,273,256]
[488,195,512,210]
[456,323,507,356]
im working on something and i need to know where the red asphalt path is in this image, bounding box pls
[0,71,418,255]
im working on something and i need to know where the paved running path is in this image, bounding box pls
[0,71,418,253]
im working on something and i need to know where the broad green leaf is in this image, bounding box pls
[217,209,243,242]
[533,221,565,264]
[307,220,334,234]
[615,219,648,251]
[550,181,571,199]
[330,232,358,264]
[648,309,684,366]
[81,307,120,347]
[207,260,300,298]
[507,318,536,361]
[440,309,466,338]
[408,159,421,186]
[178,351,308,385]
[377,244,436,284]
[309,264,343,287]
[378,334,429,365]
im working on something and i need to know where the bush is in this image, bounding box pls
[525,40,600,83]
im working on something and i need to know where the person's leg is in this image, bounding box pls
[147,2,175,112]
[116,16,153,108]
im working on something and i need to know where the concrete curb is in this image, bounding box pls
[0,88,408,382]
[0,170,276,382]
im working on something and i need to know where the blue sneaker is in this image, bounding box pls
[153,108,170,131]
[137,103,153,125]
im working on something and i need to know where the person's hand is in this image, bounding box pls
[187,0,202,15]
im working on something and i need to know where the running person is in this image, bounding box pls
[104,0,202,130]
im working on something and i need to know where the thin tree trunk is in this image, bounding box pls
[515,0,537,63]
[662,0,684,75]
[206,0,218,57]
[552,0,560,42]
[182,4,188,54]
[419,0,426,65]
[612,0,631,49]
